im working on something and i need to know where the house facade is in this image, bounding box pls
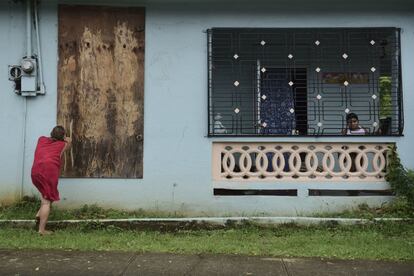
[0,0,413,216]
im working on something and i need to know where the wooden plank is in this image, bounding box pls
[57,5,145,178]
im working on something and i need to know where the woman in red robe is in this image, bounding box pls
[31,126,71,235]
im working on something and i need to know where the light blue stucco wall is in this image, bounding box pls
[1,0,413,215]
[0,2,27,203]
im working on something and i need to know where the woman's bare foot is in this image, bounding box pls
[38,230,53,235]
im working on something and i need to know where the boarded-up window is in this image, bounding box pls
[57,5,145,178]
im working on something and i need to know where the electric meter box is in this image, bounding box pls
[21,58,37,96]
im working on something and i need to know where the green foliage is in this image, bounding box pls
[316,199,413,219]
[386,145,414,211]
[0,197,183,220]
[0,196,42,220]
[379,76,392,118]
[72,204,112,219]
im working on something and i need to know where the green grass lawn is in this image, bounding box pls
[1,197,413,261]
[1,222,413,261]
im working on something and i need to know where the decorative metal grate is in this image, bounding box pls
[208,28,403,136]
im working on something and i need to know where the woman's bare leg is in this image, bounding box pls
[38,196,52,234]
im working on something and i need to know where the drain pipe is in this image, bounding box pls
[20,98,28,201]
[34,0,45,94]
[26,0,32,58]
[20,0,33,200]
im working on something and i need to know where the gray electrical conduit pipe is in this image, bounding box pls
[34,0,46,95]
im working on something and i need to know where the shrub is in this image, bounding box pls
[386,145,414,210]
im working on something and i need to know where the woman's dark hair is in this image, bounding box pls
[346,113,359,122]
[50,126,65,141]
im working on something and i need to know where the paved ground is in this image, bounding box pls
[0,250,413,275]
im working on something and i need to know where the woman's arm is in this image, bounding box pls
[63,137,72,152]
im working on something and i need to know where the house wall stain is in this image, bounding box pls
[0,189,21,206]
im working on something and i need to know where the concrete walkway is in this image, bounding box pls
[0,250,413,275]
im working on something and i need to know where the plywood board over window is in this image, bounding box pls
[57,5,145,178]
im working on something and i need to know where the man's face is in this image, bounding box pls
[347,118,359,130]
